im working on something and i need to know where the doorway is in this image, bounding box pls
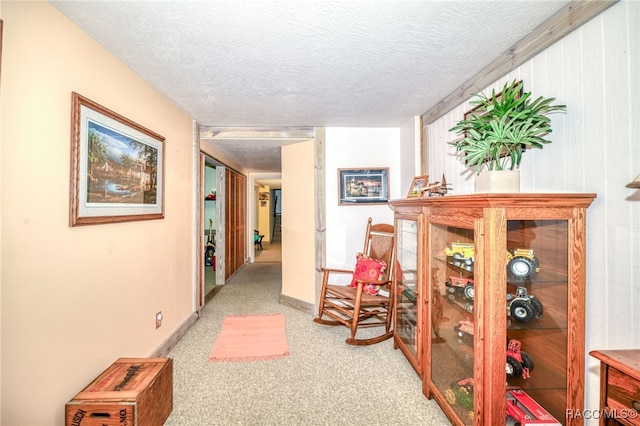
[202,158,221,303]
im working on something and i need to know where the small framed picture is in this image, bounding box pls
[338,168,389,205]
[407,175,429,198]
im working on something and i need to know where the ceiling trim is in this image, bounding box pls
[420,0,620,125]
[199,126,314,140]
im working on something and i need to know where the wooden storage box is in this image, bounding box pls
[65,357,173,426]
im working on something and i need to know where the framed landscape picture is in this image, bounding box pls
[69,92,165,226]
[407,175,428,197]
[338,168,389,205]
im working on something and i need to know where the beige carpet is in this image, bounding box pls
[164,262,450,425]
[255,241,281,263]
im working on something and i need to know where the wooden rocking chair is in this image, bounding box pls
[313,217,395,345]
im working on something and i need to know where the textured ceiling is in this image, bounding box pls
[51,0,572,173]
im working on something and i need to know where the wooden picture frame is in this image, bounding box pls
[69,92,165,226]
[407,175,429,198]
[338,168,389,205]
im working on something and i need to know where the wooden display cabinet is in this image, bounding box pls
[390,193,596,426]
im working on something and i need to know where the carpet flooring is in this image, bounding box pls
[164,262,450,425]
[254,241,282,263]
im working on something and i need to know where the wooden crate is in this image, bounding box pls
[65,357,173,426]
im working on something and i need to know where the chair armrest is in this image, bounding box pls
[352,277,390,285]
[321,267,353,274]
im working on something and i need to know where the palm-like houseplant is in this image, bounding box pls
[449,80,566,176]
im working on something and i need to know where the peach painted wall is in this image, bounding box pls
[1,3,198,424]
[281,141,315,303]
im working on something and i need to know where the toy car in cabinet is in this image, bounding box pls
[444,242,475,269]
[506,388,561,425]
[507,286,543,323]
[453,321,534,380]
[506,249,540,280]
[446,280,542,323]
[445,276,475,300]
[506,339,535,379]
[445,243,540,280]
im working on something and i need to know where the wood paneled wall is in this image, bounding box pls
[421,0,639,414]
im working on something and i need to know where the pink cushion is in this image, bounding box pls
[350,252,388,295]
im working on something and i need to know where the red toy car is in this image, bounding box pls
[506,339,534,379]
[445,276,475,300]
[506,388,560,425]
[453,321,534,380]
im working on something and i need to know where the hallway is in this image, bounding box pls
[164,263,447,425]
[255,241,282,263]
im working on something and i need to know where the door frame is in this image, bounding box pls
[198,154,226,308]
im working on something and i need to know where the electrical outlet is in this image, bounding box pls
[155,311,163,329]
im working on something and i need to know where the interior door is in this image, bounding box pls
[215,166,226,285]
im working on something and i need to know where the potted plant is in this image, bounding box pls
[448,80,566,192]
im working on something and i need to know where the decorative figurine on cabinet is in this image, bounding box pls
[422,174,452,197]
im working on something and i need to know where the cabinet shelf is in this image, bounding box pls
[391,193,596,426]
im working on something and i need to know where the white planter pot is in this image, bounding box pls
[475,170,520,193]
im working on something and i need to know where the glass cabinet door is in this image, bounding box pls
[505,219,568,424]
[428,219,571,425]
[429,223,476,426]
[395,217,420,368]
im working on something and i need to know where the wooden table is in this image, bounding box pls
[590,350,640,425]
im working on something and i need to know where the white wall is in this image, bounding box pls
[425,0,639,420]
[324,128,401,271]
[400,116,423,190]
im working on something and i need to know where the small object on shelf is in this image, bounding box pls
[445,275,475,300]
[453,321,534,380]
[506,248,540,280]
[447,377,475,411]
[507,286,543,323]
[453,320,474,342]
[422,174,452,197]
[445,243,541,279]
[506,339,534,379]
[444,242,475,267]
[506,388,561,425]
